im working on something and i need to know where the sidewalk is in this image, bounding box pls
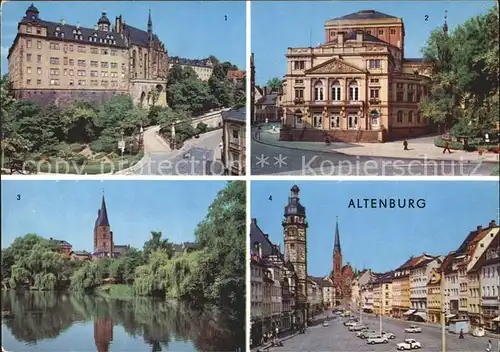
[253,129,500,164]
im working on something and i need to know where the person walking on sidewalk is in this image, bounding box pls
[486,339,492,352]
[403,139,409,151]
[443,141,452,154]
[459,328,464,339]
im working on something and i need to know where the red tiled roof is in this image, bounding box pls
[227,70,246,80]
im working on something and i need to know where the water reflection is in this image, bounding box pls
[1,291,245,351]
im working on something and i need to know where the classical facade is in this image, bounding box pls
[331,218,354,306]
[222,107,246,175]
[279,10,434,142]
[168,56,214,81]
[7,4,168,106]
[283,185,309,324]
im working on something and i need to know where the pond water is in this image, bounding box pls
[1,291,245,352]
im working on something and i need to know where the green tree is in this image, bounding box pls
[266,77,282,91]
[208,63,232,108]
[194,181,246,309]
[70,261,103,292]
[143,231,174,261]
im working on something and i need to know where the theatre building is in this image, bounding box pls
[279,10,438,143]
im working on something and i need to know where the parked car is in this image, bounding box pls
[344,321,358,327]
[404,326,422,333]
[323,321,329,327]
[367,335,389,344]
[382,332,396,339]
[397,339,421,350]
[349,325,366,332]
[359,330,377,339]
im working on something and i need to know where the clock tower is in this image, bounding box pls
[283,185,308,324]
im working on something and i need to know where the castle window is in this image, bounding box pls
[36,28,41,34]
[378,29,384,35]
[94,32,97,37]
[60,33,64,38]
[396,110,404,123]
[56,26,60,31]
[37,41,42,49]
[348,81,359,101]
[27,25,32,33]
[391,29,396,35]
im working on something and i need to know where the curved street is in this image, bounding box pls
[271,313,495,352]
[133,126,223,176]
[251,133,497,176]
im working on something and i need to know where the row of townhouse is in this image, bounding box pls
[350,220,499,332]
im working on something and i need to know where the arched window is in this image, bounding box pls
[397,110,404,123]
[349,80,359,101]
[408,111,413,123]
[331,80,341,101]
[314,81,324,101]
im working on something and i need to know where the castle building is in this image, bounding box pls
[282,185,308,324]
[93,195,127,259]
[7,4,168,106]
[279,9,435,143]
[168,56,214,81]
[331,218,354,306]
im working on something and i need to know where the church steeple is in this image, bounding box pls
[147,9,153,41]
[96,195,110,226]
[334,216,341,254]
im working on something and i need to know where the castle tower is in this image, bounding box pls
[147,9,153,42]
[93,195,114,258]
[283,185,308,324]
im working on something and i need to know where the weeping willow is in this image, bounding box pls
[133,249,208,300]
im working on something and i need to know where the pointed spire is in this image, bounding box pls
[96,195,110,226]
[147,9,153,40]
[443,10,448,35]
[334,216,341,253]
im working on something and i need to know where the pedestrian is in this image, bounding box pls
[443,141,452,154]
[275,326,279,338]
[486,339,492,352]
[459,328,464,339]
[403,139,409,151]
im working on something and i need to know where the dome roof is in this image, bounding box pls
[98,11,110,25]
[27,3,39,13]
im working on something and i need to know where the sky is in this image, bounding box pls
[1,180,229,251]
[0,1,246,74]
[251,0,496,85]
[251,181,499,276]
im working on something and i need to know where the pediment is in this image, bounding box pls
[305,58,365,74]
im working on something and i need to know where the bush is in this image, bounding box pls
[434,138,463,150]
[90,140,104,153]
[196,122,208,134]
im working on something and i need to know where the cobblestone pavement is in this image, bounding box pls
[135,129,223,175]
[251,139,496,176]
[270,314,496,352]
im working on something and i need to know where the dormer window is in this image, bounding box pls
[77,30,82,35]
[110,35,114,39]
[54,32,58,36]
[56,26,60,31]
[100,38,103,42]
[60,33,64,38]
[73,29,76,34]
[89,36,92,41]
[79,36,83,40]
[113,40,116,45]
[93,33,97,37]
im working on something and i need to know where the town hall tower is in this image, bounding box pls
[283,185,308,324]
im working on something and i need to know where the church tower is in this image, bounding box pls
[93,195,114,258]
[332,217,343,287]
[283,185,308,324]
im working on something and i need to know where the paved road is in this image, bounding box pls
[251,141,496,176]
[272,314,495,352]
[134,129,223,175]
